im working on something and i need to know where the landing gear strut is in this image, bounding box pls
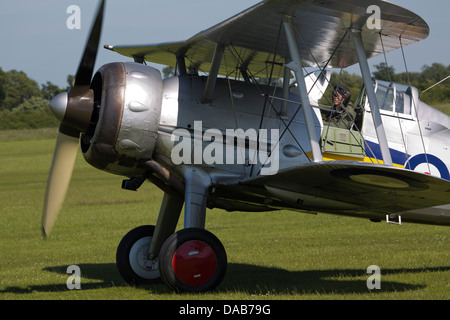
[116,168,228,292]
[116,226,227,292]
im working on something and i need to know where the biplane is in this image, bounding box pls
[43,0,450,292]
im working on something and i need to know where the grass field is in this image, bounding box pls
[0,128,449,300]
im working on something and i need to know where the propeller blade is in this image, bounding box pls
[74,0,105,87]
[43,0,105,237]
[42,131,79,237]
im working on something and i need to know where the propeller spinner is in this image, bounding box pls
[43,0,105,237]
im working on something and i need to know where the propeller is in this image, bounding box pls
[42,0,105,237]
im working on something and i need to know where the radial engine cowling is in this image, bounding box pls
[81,62,163,176]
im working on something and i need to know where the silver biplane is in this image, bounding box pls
[43,0,450,292]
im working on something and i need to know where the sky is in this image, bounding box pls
[1,0,449,88]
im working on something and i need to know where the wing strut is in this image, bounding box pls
[281,67,291,117]
[176,54,187,76]
[282,16,323,162]
[202,43,225,104]
[350,30,393,166]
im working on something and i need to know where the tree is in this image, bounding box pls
[66,74,75,90]
[372,62,396,82]
[0,69,42,111]
[14,96,50,112]
[0,68,7,107]
[319,71,363,106]
[41,81,65,100]
[420,63,449,83]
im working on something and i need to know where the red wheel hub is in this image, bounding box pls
[172,240,217,287]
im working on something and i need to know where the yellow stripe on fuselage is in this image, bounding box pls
[307,152,405,168]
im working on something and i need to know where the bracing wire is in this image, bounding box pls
[399,36,431,174]
[293,28,380,164]
[380,33,408,164]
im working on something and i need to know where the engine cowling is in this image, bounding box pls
[81,62,163,176]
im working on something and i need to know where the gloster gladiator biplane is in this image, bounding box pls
[43,0,450,292]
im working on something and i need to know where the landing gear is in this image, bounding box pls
[117,226,227,292]
[116,225,161,285]
[159,228,227,292]
[117,168,228,292]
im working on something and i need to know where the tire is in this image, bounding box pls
[116,225,161,285]
[159,228,227,292]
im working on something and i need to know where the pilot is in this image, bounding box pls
[328,85,351,119]
[325,85,360,129]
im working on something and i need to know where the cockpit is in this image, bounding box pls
[364,80,416,117]
[319,79,420,159]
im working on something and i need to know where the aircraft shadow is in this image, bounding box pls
[223,264,430,295]
[2,263,449,296]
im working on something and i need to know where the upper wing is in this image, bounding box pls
[106,0,429,77]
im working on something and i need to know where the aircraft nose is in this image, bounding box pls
[49,92,68,122]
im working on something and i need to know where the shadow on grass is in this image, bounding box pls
[2,263,449,296]
[223,264,434,295]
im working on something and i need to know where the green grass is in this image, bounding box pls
[0,129,449,300]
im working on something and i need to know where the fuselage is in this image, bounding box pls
[153,74,450,225]
[156,75,450,180]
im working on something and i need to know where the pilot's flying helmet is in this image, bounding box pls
[332,86,351,106]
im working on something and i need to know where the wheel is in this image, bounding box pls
[159,228,227,292]
[116,225,161,285]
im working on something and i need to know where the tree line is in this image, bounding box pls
[329,62,450,108]
[0,67,76,130]
[1,62,449,130]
